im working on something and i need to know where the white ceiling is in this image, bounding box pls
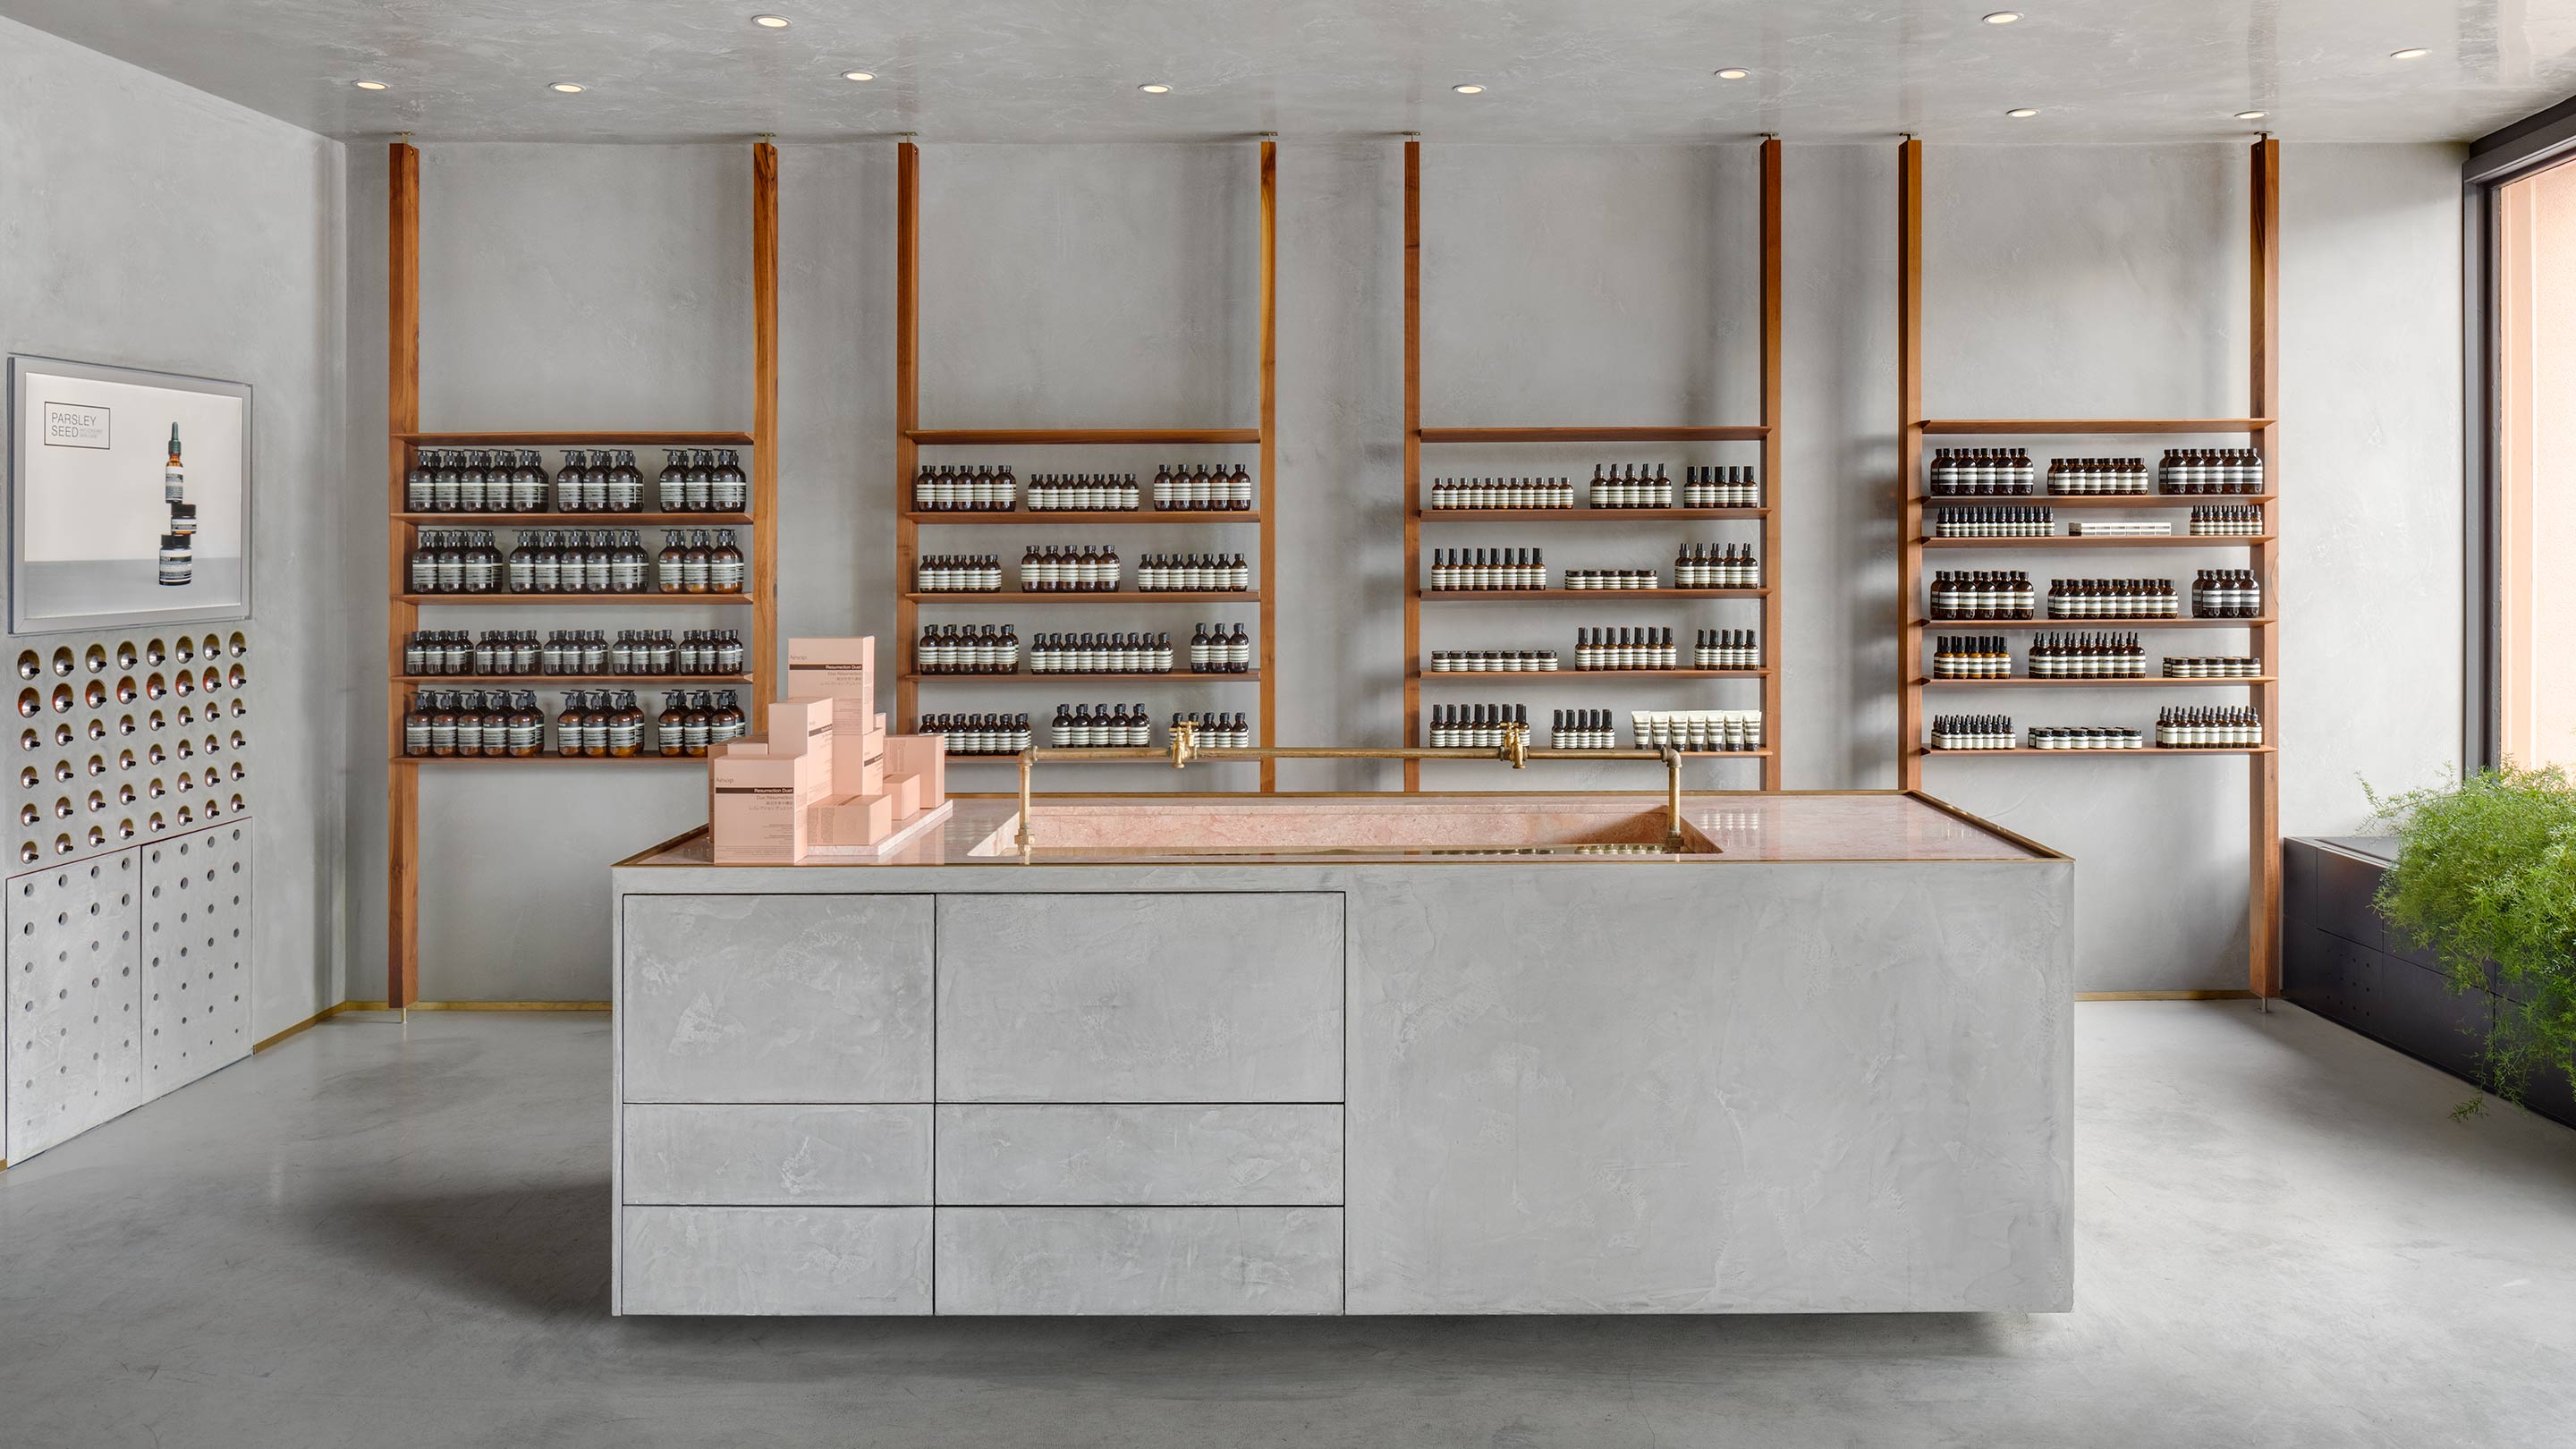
[4,0,2572,144]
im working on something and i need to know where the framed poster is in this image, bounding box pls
[8,355,253,633]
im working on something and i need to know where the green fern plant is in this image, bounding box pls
[2368,764,2576,1112]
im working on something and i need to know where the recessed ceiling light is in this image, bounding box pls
[1137,82,1171,93]
[2005,107,2039,118]
[1715,68,1750,80]
[2235,109,2267,121]
[1452,83,1486,94]
[549,81,586,93]
[2390,47,2429,60]
[1984,11,2023,22]
[352,80,388,91]
[842,70,876,81]
[751,14,790,27]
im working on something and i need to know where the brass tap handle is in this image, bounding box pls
[1499,719,1530,769]
[1169,717,1200,767]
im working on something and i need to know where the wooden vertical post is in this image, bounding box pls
[894,140,921,733]
[1758,137,1784,792]
[386,140,420,1010]
[1257,139,1279,792]
[750,140,781,729]
[1402,139,1422,791]
[2249,136,2284,996]
[1896,138,1926,792]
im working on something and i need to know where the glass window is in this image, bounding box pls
[2492,157,2576,768]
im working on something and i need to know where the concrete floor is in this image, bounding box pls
[2,1003,2572,1449]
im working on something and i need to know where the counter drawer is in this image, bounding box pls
[623,1105,930,1207]
[622,1206,932,1316]
[935,1207,1343,1315]
[936,1105,1342,1206]
[621,894,933,1103]
[935,893,1344,1103]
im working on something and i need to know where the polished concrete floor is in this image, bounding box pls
[2,1002,2572,1448]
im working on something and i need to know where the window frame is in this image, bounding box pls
[2467,96,2576,769]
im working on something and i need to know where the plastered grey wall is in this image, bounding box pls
[3,15,347,1038]
[343,139,2464,1000]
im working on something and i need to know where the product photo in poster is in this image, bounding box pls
[9,355,251,631]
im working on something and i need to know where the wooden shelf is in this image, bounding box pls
[902,671,1261,683]
[1419,508,1768,521]
[1427,748,1776,759]
[1911,616,2271,630]
[1398,140,1787,793]
[1919,745,2276,757]
[395,431,754,446]
[903,590,1260,605]
[1422,589,1768,601]
[1914,676,2275,687]
[1920,534,2275,548]
[1913,419,2274,436]
[393,753,706,765]
[1894,138,2284,996]
[398,593,756,606]
[1918,494,2272,510]
[1416,426,1768,444]
[1414,669,1768,682]
[905,428,1259,446]
[398,513,753,526]
[891,142,1281,792]
[903,511,1260,526]
[379,140,785,1013]
[395,675,751,687]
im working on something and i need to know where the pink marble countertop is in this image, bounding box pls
[622,791,2055,869]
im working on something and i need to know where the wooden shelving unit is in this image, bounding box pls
[1925,746,2275,758]
[901,672,1264,684]
[1897,136,2284,995]
[1921,535,2277,549]
[898,590,1260,606]
[1423,589,1769,602]
[893,140,1279,790]
[900,511,1261,527]
[383,139,781,1007]
[394,593,758,607]
[397,513,753,526]
[1417,669,1767,682]
[1917,676,2275,689]
[1402,139,1784,791]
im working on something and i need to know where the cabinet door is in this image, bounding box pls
[622,894,933,1103]
[936,1207,1342,1315]
[140,823,253,1096]
[936,894,1343,1104]
[623,1207,931,1315]
[5,852,145,1160]
[623,1104,930,1206]
[936,1104,1343,1206]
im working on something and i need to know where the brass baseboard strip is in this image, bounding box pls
[2077,990,2258,1001]
[402,1001,610,1012]
[253,999,608,1053]
[251,999,382,1053]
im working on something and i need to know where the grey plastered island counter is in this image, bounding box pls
[609,791,2072,1316]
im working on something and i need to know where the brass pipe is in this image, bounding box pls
[1010,739,1694,852]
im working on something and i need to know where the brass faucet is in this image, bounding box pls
[1013,732,1688,853]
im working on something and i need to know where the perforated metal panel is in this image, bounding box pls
[10,627,254,873]
[141,821,252,1094]
[4,625,256,1164]
[6,850,144,1159]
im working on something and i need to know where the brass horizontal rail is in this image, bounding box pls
[1013,729,1687,854]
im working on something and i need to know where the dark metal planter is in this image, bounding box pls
[2284,836,2575,1129]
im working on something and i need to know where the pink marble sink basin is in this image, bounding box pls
[970,798,1717,856]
